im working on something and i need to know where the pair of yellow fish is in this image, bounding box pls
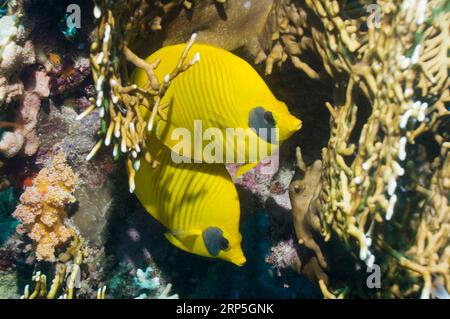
[132,43,301,266]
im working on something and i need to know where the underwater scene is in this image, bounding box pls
[0,0,448,302]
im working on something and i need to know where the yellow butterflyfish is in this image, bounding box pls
[134,136,246,266]
[132,43,302,177]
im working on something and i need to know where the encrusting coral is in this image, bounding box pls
[0,0,51,158]
[13,152,78,262]
[289,147,330,294]
[0,1,35,107]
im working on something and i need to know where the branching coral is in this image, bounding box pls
[278,0,449,298]
[13,152,78,262]
[256,0,323,78]
[148,0,228,31]
[20,238,107,299]
[85,0,200,193]
[163,0,273,58]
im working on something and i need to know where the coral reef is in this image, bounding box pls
[0,187,18,245]
[0,0,447,301]
[13,152,78,262]
[265,239,299,276]
[3,68,50,157]
[0,0,40,158]
[270,0,450,298]
[0,2,35,107]
[37,98,118,246]
[163,0,273,57]
[88,0,201,192]
[0,270,19,299]
[19,233,107,299]
[289,147,329,293]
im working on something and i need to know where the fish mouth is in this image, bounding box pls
[291,118,302,133]
[232,255,247,267]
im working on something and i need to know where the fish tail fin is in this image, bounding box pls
[232,254,247,267]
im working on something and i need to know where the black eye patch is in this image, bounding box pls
[264,111,276,127]
[249,107,277,144]
[203,227,229,256]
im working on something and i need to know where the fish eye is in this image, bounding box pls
[249,107,278,144]
[219,237,230,251]
[264,111,276,127]
[203,227,230,256]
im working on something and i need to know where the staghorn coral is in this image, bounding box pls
[20,237,108,299]
[163,0,273,57]
[256,0,322,78]
[86,0,200,192]
[149,0,228,31]
[13,152,78,262]
[275,0,449,298]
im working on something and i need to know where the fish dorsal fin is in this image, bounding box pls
[234,162,259,178]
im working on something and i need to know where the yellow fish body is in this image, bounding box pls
[134,136,246,266]
[133,44,302,176]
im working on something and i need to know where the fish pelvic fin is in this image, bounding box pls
[165,230,201,252]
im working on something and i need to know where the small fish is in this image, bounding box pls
[133,43,302,176]
[133,136,246,266]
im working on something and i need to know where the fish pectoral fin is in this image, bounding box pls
[235,162,259,178]
[170,229,202,238]
[165,230,201,252]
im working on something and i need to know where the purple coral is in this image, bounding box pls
[265,239,299,275]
